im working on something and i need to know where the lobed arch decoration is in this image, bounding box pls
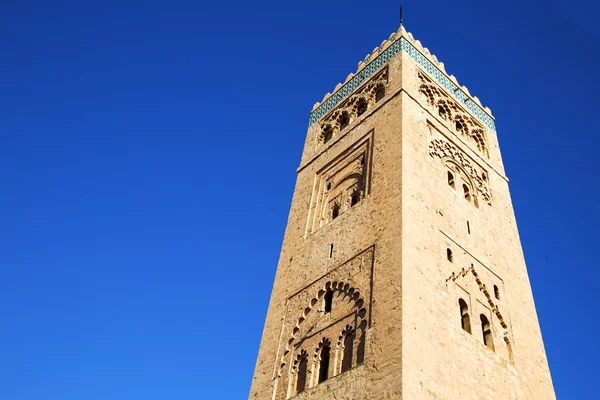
[429,139,492,206]
[418,71,489,158]
[446,265,513,362]
[289,350,309,396]
[453,114,470,136]
[276,281,368,390]
[316,68,388,149]
[419,83,441,107]
[318,123,334,146]
[321,172,364,222]
[352,96,369,116]
[470,128,488,156]
[313,337,332,385]
[338,324,358,373]
[437,99,453,121]
[444,159,479,208]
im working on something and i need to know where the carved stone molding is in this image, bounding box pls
[429,139,492,206]
[272,246,374,399]
[419,72,489,158]
[316,69,388,148]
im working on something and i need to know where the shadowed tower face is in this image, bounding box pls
[249,24,555,400]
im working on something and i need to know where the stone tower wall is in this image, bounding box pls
[249,27,555,400]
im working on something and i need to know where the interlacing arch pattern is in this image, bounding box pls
[419,83,441,107]
[277,280,367,378]
[453,114,470,136]
[429,139,492,206]
[446,265,512,352]
[437,100,453,120]
[317,69,388,148]
[471,128,487,153]
[419,71,489,158]
[351,96,368,115]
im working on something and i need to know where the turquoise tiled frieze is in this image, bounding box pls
[309,37,496,132]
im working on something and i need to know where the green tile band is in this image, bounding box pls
[309,36,496,132]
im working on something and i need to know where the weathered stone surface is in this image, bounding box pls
[249,31,555,400]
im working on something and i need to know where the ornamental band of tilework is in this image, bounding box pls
[309,37,496,132]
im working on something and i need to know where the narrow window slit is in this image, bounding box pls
[318,344,330,383]
[447,171,455,188]
[459,298,471,334]
[375,87,385,102]
[481,314,494,351]
[463,184,471,202]
[357,99,367,116]
[323,126,333,144]
[295,351,308,394]
[341,330,355,373]
[331,203,340,219]
[324,290,333,313]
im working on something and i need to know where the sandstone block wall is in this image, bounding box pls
[249,32,554,400]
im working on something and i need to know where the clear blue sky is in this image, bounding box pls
[1,1,598,399]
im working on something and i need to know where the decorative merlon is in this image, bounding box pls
[309,26,496,132]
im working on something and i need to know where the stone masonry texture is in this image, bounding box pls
[249,26,555,400]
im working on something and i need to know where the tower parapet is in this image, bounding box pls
[309,26,496,132]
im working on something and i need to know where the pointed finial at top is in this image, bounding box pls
[400,4,404,26]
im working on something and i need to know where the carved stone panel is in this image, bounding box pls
[273,246,375,399]
[429,139,492,206]
[307,132,374,234]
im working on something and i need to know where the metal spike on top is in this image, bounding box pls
[400,4,404,26]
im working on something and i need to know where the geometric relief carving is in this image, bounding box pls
[419,71,489,158]
[273,246,374,399]
[429,139,492,206]
[308,132,373,233]
[309,36,496,133]
[317,69,387,148]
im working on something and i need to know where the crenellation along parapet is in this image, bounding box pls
[310,25,496,131]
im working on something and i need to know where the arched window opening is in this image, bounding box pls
[341,330,355,373]
[463,184,471,202]
[339,114,349,131]
[331,203,340,220]
[494,285,500,300]
[323,126,333,144]
[295,351,308,395]
[459,298,471,334]
[447,248,453,262]
[350,190,360,207]
[480,314,494,350]
[357,99,367,116]
[318,344,331,384]
[438,106,447,120]
[324,289,333,313]
[456,120,464,134]
[375,87,385,103]
[447,171,455,188]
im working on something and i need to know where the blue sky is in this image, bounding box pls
[1,1,598,399]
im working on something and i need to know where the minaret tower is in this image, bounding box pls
[249,24,555,400]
